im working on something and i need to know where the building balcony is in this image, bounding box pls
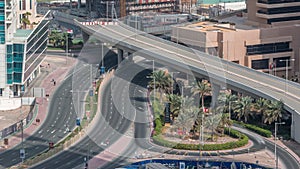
[257,1,300,8]
[256,11,300,19]
[5,0,17,12]
[6,17,12,24]
[256,0,300,8]
[6,5,12,12]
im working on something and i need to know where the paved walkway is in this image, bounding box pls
[0,55,76,151]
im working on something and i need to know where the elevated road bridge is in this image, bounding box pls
[74,20,300,144]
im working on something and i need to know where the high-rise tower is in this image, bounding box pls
[0,0,50,97]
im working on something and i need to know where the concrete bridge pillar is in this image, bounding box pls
[82,31,90,44]
[117,48,124,64]
[128,52,133,62]
[211,83,221,108]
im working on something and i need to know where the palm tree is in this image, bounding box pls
[21,12,32,29]
[233,96,253,123]
[253,98,270,124]
[49,31,63,47]
[217,92,238,114]
[264,100,284,124]
[203,113,221,141]
[191,80,211,109]
[175,96,198,136]
[174,110,195,136]
[218,113,232,135]
[21,18,30,29]
[148,70,172,102]
[167,94,182,121]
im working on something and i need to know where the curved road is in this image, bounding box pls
[28,60,300,169]
[0,64,91,168]
[101,61,300,169]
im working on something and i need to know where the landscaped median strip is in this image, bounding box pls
[9,79,103,169]
[152,127,249,151]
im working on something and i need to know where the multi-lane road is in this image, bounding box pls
[0,44,115,168]
[31,59,145,168]
[0,66,85,168]
[24,59,299,169]
[76,21,300,145]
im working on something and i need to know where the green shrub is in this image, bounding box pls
[152,128,248,151]
[244,124,272,137]
[233,121,272,138]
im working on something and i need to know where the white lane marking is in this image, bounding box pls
[38,130,43,134]
[40,135,43,138]
[53,135,56,138]
[35,146,39,150]
[51,130,56,134]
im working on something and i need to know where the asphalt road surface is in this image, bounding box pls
[0,65,89,168]
[29,59,300,169]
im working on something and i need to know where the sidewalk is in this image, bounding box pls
[0,55,77,151]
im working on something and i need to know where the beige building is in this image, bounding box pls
[171,0,300,80]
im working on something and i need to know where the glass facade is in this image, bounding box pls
[246,42,291,55]
[251,59,269,70]
[6,44,24,84]
[24,19,49,82]
[274,56,291,68]
[0,0,5,44]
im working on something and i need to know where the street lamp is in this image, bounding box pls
[65,33,68,64]
[279,58,295,95]
[146,60,155,102]
[275,122,285,169]
[228,100,238,135]
[170,71,180,95]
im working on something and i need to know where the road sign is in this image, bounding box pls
[89,89,93,96]
[20,149,25,159]
[76,117,81,126]
[100,66,105,74]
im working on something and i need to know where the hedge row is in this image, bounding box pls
[234,121,272,138]
[152,126,249,151]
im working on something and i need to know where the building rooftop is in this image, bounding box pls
[13,29,33,42]
[11,12,50,43]
[179,21,237,32]
[218,15,258,30]
[14,29,32,38]
[177,14,259,33]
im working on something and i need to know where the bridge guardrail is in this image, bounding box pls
[118,21,300,92]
